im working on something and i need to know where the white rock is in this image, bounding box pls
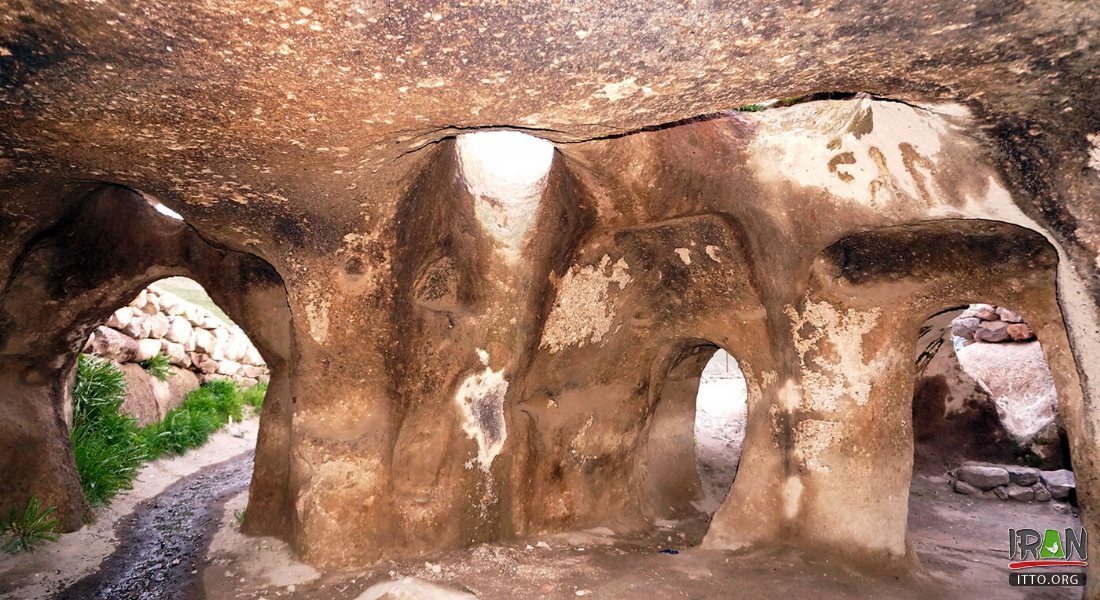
[131,289,147,309]
[121,314,147,338]
[243,345,263,366]
[146,314,170,338]
[217,359,242,376]
[134,338,163,362]
[193,328,216,354]
[160,340,187,365]
[355,577,476,600]
[105,306,135,329]
[165,316,193,344]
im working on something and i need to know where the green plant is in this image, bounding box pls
[735,103,766,112]
[0,496,60,554]
[241,381,268,411]
[71,355,145,505]
[140,379,245,459]
[140,352,172,381]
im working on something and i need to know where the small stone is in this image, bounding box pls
[992,486,1009,501]
[971,304,998,321]
[953,479,981,496]
[1041,469,1076,500]
[1007,323,1035,341]
[951,317,980,339]
[996,307,1024,323]
[1053,502,1070,514]
[1005,465,1040,487]
[1033,485,1052,502]
[974,321,1009,343]
[1007,484,1035,502]
[957,465,1010,490]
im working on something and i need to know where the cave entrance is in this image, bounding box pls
[641,344,748,523]
[908,304,1081,578]
[72,276,269,507]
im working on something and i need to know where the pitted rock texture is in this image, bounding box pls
[1,3,1100,595]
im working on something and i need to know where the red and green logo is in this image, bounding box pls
[1009,528,1088,569]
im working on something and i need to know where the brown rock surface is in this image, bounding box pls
[0,2,1099,594]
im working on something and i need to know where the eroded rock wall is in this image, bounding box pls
[1,5,1099,585]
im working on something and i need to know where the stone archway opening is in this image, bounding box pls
[913,304,1070,476]
[693,349,748,516]
[76,275,269,460]
[640,343,749,527]
[0,184,292,596]
[908,303,1082,583]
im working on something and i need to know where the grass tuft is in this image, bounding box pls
[241,381,268,410]
[0,496,60,554]
[139,379,245,459]
[140,352,172,381]
[71,355,145,505]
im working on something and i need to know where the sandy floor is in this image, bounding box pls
[200,474,1084,600]
[0,416,258,599]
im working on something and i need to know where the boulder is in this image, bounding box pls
[146,314,171,338]
[950,317,980,340]
[956,341,1059,452]
[130,288,147,310]
[193,328,216,354]
[970,304,998,321]
[105,306,135,329]
[160,368,201,415]
[121,314,148,339]
[1006,484,1035,502]
[223,334,249,362]
[974,321,1009,343]
[241,364,266,379]
[956,465,1010,490]
[243,345,264,366]
[184,305,206,326]
[217,359,242,376]
[996,307,1024,323]
[1041,470,1076,500]
[196,356,219,374]
[159,293,185,316]
[1005,465,1040,487]
[117,363,162,426]
[165,316,193,344]
[87,326,138,363]
[133,338,163,362]
[1006,323,1035,342]
[159,340,187,365]
[953,479,981,496]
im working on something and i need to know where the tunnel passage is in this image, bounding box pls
[0,184,293,534]
[912,306,1069,473]
[640,343,749,520]
[784,219,1087,567]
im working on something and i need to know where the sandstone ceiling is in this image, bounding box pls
[1,1,1098,291]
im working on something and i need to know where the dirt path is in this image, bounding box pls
[0,418,258,599]
[57,452,253,600]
